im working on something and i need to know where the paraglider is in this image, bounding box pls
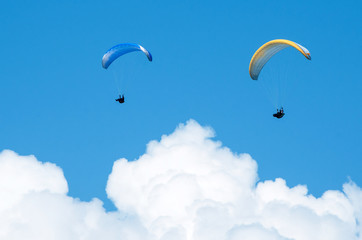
[249,39,311,118]
[102,43,152,104]
[273,107,285,119]
[115,94,125,104]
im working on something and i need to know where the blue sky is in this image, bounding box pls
[1,0,361,212]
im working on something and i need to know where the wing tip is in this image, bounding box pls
[147,53,153,62]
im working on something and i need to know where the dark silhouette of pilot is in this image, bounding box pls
[115,94,125,104]
[273,107,285,118]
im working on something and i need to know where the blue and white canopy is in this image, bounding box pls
[102,43,152,69]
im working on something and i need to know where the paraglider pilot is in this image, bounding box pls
[115,94,125,104]
[273,107,285,119]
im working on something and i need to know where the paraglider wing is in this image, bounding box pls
[249,39,311,80]
[102,43,152,69]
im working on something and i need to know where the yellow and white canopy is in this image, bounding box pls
[249,39,311,80]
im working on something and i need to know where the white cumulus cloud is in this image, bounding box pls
[0,150,68,212]
[0,150,148,240]
[107,120,361,240]
[0,120,361,240]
